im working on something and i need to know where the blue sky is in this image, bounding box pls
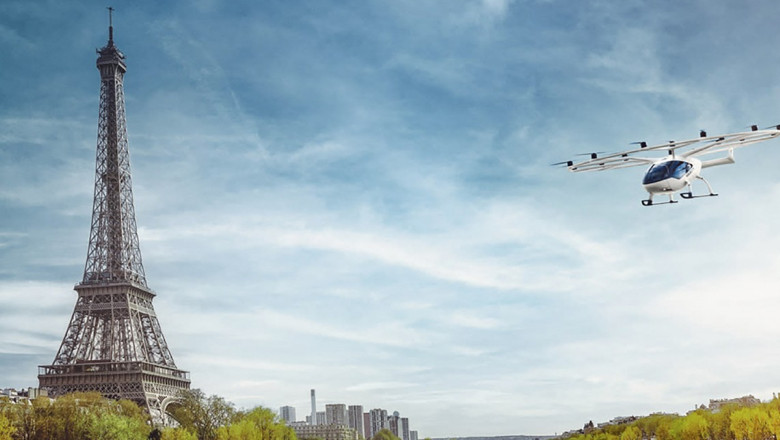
[3,0,780,436]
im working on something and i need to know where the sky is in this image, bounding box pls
[3,0,780,437]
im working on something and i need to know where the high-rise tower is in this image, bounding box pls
[38,10,190,422]
[311,389,317,425]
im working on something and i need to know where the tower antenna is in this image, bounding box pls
[107,6,114,45]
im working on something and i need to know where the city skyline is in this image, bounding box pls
[284,390,416,440]
[3,1,780,437]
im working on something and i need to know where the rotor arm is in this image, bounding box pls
[568,155,656,172]
[700,149,735,168]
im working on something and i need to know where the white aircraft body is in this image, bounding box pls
[558,125,780,206]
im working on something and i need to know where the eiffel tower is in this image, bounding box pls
[38,10,190,422]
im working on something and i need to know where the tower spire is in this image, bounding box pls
[107,6,114,46]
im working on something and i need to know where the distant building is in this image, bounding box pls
[389,411,399,437]
[280,406,297,423]
[363,412,371,439]
[410,430,418,440]
[0,388,49,404]
[368,408,388,438]
[348,405,364,437]
[399,417,410,440]
[385,411,409,440]
[311,390,317,425]
[293,424,359,440]
[709,395,761,412]
[327,403,348,426]
[0,388,19,402]
[307,411,327,425]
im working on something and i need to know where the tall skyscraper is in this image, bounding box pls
[348,405,364,437]
[37,10,189,423]
[389,411,400,437]
[363,412,371,439]
[311,389,317,425]
[368,408,388,438]
[326,403,348,426]
[280,406,297,423]
[399,417,410,440]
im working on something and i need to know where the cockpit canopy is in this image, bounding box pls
[643,160,693,184]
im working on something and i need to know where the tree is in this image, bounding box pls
[371,429,401,440]
[706,404,738,440]
[634,413,677,440]
[0,392,151,440]
[654,422,672,440]
[169,389,236,440]
[619,426,640,440]
[731,407,770,440]
[592,432,619,440]
[216,406,297,440]
[87,411,150,440]
[767,408,780,440]
[0,413,15,440]
[671,412,709,440]
[161,427,198,440]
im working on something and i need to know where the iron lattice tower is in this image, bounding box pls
[39,12,190,423]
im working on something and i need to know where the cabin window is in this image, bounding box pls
[643,160,692,184]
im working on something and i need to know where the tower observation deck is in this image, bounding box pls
[38,11,190,423]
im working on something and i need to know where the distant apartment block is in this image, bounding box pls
[293,424,359,440]
[307,411,327,425]
[410,430,418,440]
[280,405,297,423]
[368,408,388,438]
[348,405,364,436]
[389,411,399,437]
[363,412,371,439]
[326,403,348,426]
[399,417,410,440]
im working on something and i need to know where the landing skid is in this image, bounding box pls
[679,192,718,199]
[641,198,678,206]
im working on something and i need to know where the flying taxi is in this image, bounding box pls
[556,125,780,206]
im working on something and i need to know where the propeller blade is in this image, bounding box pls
[630,141,648,148]
[551,160,574,167]
[575,152,606,159]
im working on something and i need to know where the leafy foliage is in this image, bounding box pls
[0,392,151,440]
[0,389,294,440]
[166,389,296,440]
[0,413,15,440]
[370,429,401,440]
[215,406,296,440]
[160,427,198,440]
[562,397,780,440]
[168,389,237,440]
